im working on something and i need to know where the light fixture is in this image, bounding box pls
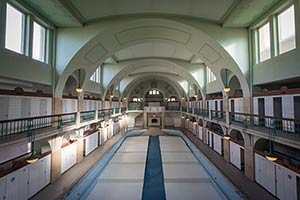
[223,127,230,140]
[26,153,39,164]
[76,69,83,93]
[223,134,231,140]
[110,94,114,98]
[26,125,39,164]
[265,127,277,162]
[181,116,185,119]
[186,119,190,121]
[223,69,231,93]
[265,152,277,162]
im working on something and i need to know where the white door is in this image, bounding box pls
[255,154,276,195]
[0,177,6,200]
[29,158,44,197]
[0,96,9,120]
[198,126,203,140]
[213,134,222,155]
[44,155,51,185]
[6,166,29,200]
[8,96,21,119]
[276,165,297,200]
[230,141,241,169]
[21,97,31,118]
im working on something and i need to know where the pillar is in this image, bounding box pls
[53,97,63,115]
[143,112,147,128]
[202,128,207,144]
[48,136,63,183]
[161,112,165,129]
[244,133,255,180]
[76,95,84,126]
[243,96,252,126]
[223,138,230,162]
[76,137,84,163]
[224,97,230,125]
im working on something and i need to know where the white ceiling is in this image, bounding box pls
[114,42,196,62]
[69,0,235,22]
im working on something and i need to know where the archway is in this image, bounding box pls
[55,18,250,98]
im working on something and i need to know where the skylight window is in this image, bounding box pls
[278,5,296,54]
[32,22,46,62]
[5,4,24,54]
[258,23,271,62]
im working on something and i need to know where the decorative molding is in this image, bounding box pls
[115,26,191,46]
[84,43,108,64]
[199,43,222,64]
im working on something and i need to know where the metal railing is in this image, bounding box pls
[193,108,209,117]
[229,112,300,137]
[181,107,187,113]
[165,106,180,111]
[127,107,143,111]
[211,110,226,122]
[98,108,113,119]
[80,111,95,122]
[0,112,76,140]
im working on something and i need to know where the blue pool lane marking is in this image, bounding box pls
[142,136,166,200]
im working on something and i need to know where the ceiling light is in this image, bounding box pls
[223,134,231,140]
[76,69,83,93]
[265,152,277,162]
[223,69,230,93]
[76,87,83,93]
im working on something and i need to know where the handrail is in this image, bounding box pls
[0,112,77,140]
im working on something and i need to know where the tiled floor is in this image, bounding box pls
[159,136,225,200]
[86,136,149,200]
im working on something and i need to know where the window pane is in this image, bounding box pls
[259,23,271,62]
[5,4,24,54]
[32,22,46,62]
[278,5,296,54]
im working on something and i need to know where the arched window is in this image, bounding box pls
[149,89,160,95]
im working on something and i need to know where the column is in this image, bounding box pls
[243,96,252,127]
[161,112,165,129]
[223,138,230,162]
[76,94,84,126]
[76,137,84,163]
[143,112,147,128]
[224,97,230,125]
[244,133,255,180]
[48,136,63,182]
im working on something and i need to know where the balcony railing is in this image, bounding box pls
[0,112,76,140]
[98,108,113,119]
[229,112,300,137]
[211,110,226,122]
[193,108,209,117]
[127,107,143,111]
[80,111,96,122]
[181,107,187,113]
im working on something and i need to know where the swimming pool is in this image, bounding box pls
[66,130,245,200]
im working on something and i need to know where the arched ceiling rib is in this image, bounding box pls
[55,18,250,98]
[102,58,205,99]
[121,74,186,100]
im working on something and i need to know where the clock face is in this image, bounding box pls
[151,80,157,88]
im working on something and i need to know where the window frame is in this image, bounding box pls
[257,22,271,62]
[32,20,46,62]
[276,4,296,55]
[4,3,26,54]
[3,2,54,64]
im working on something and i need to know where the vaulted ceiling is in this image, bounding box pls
[23,0,280,28]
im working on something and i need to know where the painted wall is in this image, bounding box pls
[253,49,300,85]
[55,16,250,79]
[0,49,52,85]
